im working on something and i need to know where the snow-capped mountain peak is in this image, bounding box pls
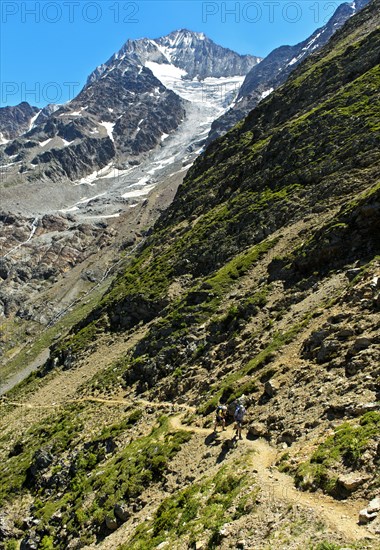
[160,29,207,48]
[86,29,261,86]
[0,29,260,209]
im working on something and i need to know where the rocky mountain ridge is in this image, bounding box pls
[0,30,259,205]
[87,29,260,85]
[0,30,259,337]
[0,102,40,143]
[207,0,371,142]
[0,2,379,548]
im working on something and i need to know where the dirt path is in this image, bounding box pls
[0,390,374,545]
[169,416,373,543]
[0,329,149,441]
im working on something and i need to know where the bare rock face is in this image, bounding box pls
[0,212,114,326]
[0,101,39,141]
[154,30,260,80]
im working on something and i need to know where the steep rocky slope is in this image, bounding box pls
[0,30,259,377]
[0,2,379,549]
[207,0,370,142]
[0,102,40,142]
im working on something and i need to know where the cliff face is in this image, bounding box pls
[0,102,40,141]
[0,2,379,549]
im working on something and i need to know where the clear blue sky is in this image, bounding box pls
[0,1,348,107]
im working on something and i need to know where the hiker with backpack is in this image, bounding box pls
[213,403,227,433]
[234,400,246,440]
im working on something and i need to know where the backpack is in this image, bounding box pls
[216,405,226,417]
[234,404,246,422]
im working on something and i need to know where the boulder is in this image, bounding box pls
[336,328,354,340]
[347,402,379,416]
[345,355,367,376]
[264,379,280,398]
[316,338,339,363]
[353,337,371,351]
[248,422,269,438]
[367,497,380,514]
[278,430,297,446]
[338,473,368,492]
[30,449,54,476]
[359,508,377,524]
[114,503,130,522]
[105,516,118,531]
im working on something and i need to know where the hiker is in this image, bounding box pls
[213,403,227,432]
[234,401,246,440]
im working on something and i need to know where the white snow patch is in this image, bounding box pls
[61,106,87,117]
[288,57,299,66]
[161,133,169,142]
[302,32,322,52]
[60,206,80,213]
[76,192,107,205]
[145,60,244,114]
[122,184,156,199]
[261,88,274,99]
[145,61,187,84]
[75,162,114,185]
[108,108,114,113]
[0,132,9,145]
[39,138,52,147]
[100,121,115,142]
[84,213,121,219]
[152,41,172,63]
[135,118,145,134]
[61,138,74,147]
[28,110,41,131]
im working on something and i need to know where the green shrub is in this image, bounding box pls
[295,412,380,494]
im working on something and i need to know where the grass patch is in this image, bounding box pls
[295,412,380,495]
[124,464,254,550]
[198,316,311,416]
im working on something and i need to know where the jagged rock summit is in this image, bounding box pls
[0,102,40,143]
[0,30,260,213]
[87,29,261,84]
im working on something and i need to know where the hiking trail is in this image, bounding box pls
[1,393,375,545]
